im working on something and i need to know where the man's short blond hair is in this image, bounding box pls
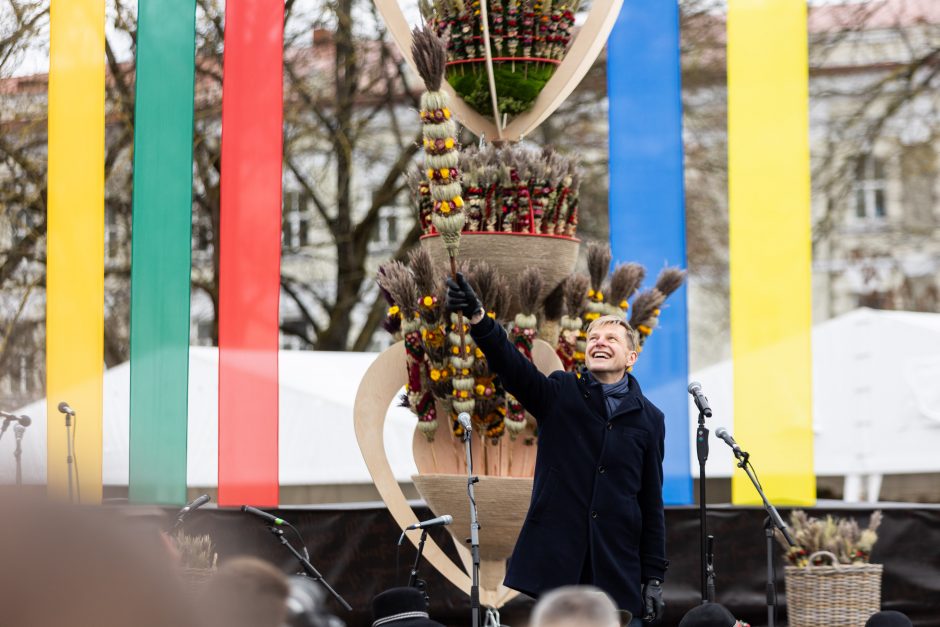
[585,314,639,351]
[530,586,620,627]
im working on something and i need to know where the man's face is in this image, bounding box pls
[585,323,638,377]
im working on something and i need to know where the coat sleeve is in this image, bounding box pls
[469,315,561,420]
[638,407,668,581]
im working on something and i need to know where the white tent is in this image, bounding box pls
[5,308,939,499]
[689,308,940,497]
[1,348,419,487]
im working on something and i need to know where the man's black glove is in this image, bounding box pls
[641,578,664,622]
[445,272,484,319]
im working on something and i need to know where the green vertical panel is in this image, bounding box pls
[129,0,197,504]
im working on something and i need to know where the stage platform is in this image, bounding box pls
[173,501,940,627]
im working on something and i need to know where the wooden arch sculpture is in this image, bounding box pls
[374,0,625,142]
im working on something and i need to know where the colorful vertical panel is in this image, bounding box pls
[46,0,105,503]
[128,0,197,505]
[607,2,691,505]
[727,0,814,505]
[217,0,284,506]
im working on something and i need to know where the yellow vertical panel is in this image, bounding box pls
[727,0,815,505]
[46,0,105,502]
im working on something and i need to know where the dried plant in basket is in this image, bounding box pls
[778,510,883,567]
[173,530,218,571]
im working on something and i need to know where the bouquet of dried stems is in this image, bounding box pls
[778,509,882,567]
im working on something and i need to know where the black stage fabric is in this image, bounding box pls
[177,502,940,626]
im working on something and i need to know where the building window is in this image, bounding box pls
[192,212,214,256]
[189,320,215,346]
[104,204,121,260]
[853,155,886,220]
[3,354,35,396]
[283,191,310,249]
[372,206,403,247]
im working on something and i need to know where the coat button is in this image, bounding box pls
[591,511,598,519]
[598,465,606,474]
[606,423,613,431]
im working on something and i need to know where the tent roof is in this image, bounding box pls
[3,348,419,487]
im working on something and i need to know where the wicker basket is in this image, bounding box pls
[784,551,883,627]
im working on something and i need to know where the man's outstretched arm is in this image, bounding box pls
[446,273,560,418]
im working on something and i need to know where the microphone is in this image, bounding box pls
[174,494,210,529]
[688,381,712,418]
[405,514,453,531]
[180,494,210,515]
[0,413,30,425]
[58,402,76,416]
[0,413,28,441]
[241,505,286,526]
[715,427,744,457]
[457,412,472,432]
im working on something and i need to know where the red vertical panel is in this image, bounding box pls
[218,0,283,506]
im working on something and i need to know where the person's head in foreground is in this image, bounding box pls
[530,586,621,627]
[203,557,291,627]
[0,493,199,627]
[866,611,914,627]
[585,315,639,383]
[678,603,751,627]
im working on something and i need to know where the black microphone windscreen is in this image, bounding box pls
[18,416,31,427]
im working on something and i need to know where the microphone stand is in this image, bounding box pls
[407,528,430,599]
[732,447,794,627]
[462,425,482,627]
[695,409,714,602]
[13,424,25,486]
[65,412,75,502]
[268,526,352,611]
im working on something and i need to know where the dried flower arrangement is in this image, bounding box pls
[558,242,685,371]
[419,0,581,116]
[173,530,218,571]
[778,510,882,567]
[414,144,580,237]
[377,241,685,475]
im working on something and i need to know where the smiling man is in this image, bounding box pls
[446,274,667,625]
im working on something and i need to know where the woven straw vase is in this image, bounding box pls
[411,474,532,593]
[420,232,579,313]
[784,551,883,627]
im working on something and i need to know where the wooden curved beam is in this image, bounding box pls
[353,342,475,599]
[374,0,624,142]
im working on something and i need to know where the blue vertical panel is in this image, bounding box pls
[607,1,692,504]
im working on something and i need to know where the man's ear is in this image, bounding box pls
[626,350,639,367]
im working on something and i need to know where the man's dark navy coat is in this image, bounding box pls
[470,316,668,616]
